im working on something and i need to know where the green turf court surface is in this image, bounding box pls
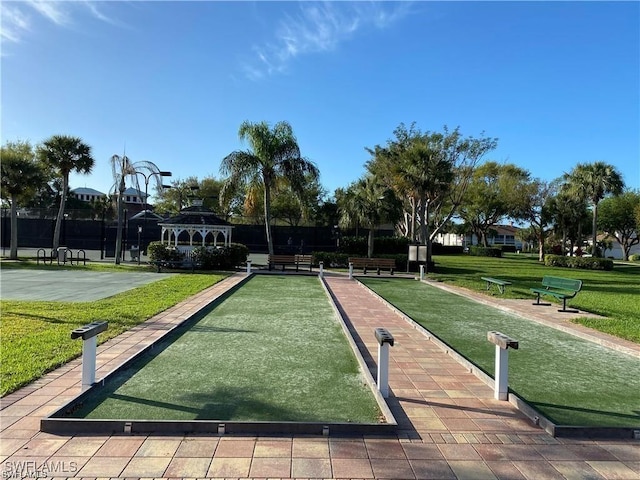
[360,277,640,428]
[68,275,381,423]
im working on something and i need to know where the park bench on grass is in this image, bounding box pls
[530,275,583,312]
[267,254,313,272]
[348,257,396,275]
[481,276,512,294]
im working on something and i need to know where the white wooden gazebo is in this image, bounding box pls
[158,201,233,254]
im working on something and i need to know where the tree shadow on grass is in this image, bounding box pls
[530,401,640,426]
[97,386,301,421]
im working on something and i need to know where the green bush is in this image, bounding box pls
[191,243,249,270]
[469,246,502,258]
[544,254,614,271]
[312,252,350,268]
[432,243,464,255]
[629,254,640,262]
[147,242,183,262]
[496,244,517,253]
[338,236,367,255]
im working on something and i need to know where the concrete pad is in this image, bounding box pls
[0,269,173,302]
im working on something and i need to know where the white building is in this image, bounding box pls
[70,187,106,203]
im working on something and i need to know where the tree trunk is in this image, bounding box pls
[114,176,125,265]
[410,197,417,242]
[562,229,567,256]
[424,201,432,271]
[9,195,18,260]
[263,182,274,257]
[591,201,599,257]
[52,174,68,250]
[367,228,374,258]
[537,227,545,262]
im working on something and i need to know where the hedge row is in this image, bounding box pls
[544,254,614,271]
[147,241,249,270]
[469,246,503,258]
[312,251,409,269]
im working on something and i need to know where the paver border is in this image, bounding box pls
[355,277,640,440]
[41,272,397,436]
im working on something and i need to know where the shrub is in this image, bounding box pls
[312,252,350,268]
[469,246,502,258]
[495,244,517,253]
[147,242,183,262]
[432,243,464,255]
[544,254,613,271]
[191,243,249,270]
[338,236,367,255]
[629,254,640,262]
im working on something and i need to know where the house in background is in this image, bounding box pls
[70,187,107,203]
[434,224,524,250]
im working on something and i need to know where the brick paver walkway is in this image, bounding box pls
[1,272,638,479]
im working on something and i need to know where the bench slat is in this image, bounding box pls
[531,275,582,312]
[348,257,395,275]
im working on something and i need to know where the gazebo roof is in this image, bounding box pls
[159,205,231,226]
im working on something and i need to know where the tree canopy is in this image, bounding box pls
[220,120,319,256]
[37,135,94,250]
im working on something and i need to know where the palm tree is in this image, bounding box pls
[220,121,319,256]
[564,162,624,257]
[38,135,94,250]
[1,141,46,259]
[337,175,401,257]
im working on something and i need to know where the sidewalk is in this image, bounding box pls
[1,273,638,479]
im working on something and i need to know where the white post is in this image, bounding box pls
[494,345,509,400]
[82,336,97,391]
[246,260,252,274]
[319,261,324,278]
[419,264,424,281]
[377,342,390,398]
[349,262,353,279]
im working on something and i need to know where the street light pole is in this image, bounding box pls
[137,225,142,265]
[135,169,171,255]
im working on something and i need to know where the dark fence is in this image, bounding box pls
[0,214,394,255]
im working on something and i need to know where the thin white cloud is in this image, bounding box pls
[1,0,119,45]
[243,1,413,80]
[27,0,71,26]
[1,5,31,43]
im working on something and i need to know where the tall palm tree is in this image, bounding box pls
[38,135,94,250]
[565,162,624,256]
[220,121,319,256]
[1,141,46,259]
[337,175,400,258]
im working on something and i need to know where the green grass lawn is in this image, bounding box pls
[67,275,381,423]
[360,276,640,428]
[429,254,640,343]
[0,263,228,396]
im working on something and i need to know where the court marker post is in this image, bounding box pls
[374,328,394,398]
[487,331,519,400]
[71,321,108,391]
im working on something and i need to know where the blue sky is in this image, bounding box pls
[2,1,639,200]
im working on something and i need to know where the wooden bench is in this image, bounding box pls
[530,276,583,312]
[268,254,304,272]
[294,254,314,272]
[481,276,512,294]
[348,257,396,275]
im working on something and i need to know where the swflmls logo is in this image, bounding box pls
[2,461,78,478]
